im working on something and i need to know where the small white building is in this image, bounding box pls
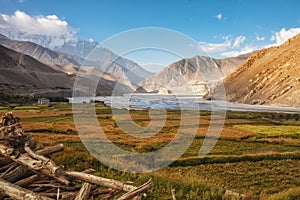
[38,98,50,105]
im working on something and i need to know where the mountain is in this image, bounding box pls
[0,34,80,66]
[56,42,153,84]
[54,38,99,59]
[0,44,135,97]
[0,33,153,84]
[207,33,300,107]
[214,53,253,76]
[140,54,250,95]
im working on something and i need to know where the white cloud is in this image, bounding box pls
[0,10,77,48]
[198,36,231,53]
[270,27,300,45]
[18,0,24,3]
[255,33,265,41]
[221,46,255,57]
[198,35,246,55]
[216,13,222,20]
[232,35,246,48]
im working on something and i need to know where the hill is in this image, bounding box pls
[0,34,152,84]
[208,34,300,107]
[0,34,79,66]
[0,44,135,97]
[140,54,250,95]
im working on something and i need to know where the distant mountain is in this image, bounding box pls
[54,38,99,59]
[56,42,153,84]
[207,33,300,107]
[0,44,136,97]
[214,53,252,77]
[140,54,250,95]
[0,33,153,84]
[0,34,79,66]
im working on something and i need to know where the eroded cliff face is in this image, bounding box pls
[141,54,249,95]
[209,33,300,107]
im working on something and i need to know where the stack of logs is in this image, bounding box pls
[0,113,152,200]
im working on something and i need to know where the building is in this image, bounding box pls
[38,98,50,105]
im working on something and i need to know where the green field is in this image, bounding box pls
[1,103,300,199]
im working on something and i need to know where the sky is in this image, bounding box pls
[1,0,300,71]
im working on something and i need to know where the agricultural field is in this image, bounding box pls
[1,103,300,199]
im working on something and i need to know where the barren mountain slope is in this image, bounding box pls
[0,34,153,84]
[0,34,80,66]
[210,33,300,107]
[141,54,250,95]
[0,44,134,96]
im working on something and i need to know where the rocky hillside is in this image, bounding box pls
[56,37,153,84]
[141,54,249,95]
[78,46,153,84]
[0,34,80,66]
[208,33,300,107]
[0,44,135,97]
[214,53,252,76]
[0,34,152,84]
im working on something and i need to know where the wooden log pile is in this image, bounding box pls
[0,113,152,200]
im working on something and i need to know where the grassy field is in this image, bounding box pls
[1,103,300,199]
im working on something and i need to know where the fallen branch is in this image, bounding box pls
[15,174,39,187]
[1,165,29,182]
[0,143,70,185]
[24,143,64,177]
[0,177,52,200]
[102,188,122,200]
[117,179,152,200]
[36,144,64,157]
[75,182,92,200]
[171,188,176,200]
[64,171,137,192]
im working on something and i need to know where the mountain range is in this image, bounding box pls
[0,34,80,66]
[0,34,153,85]
[1,31,299,108]
[207,33,300,107]
[0,43,136,97]
[141,54,250,95]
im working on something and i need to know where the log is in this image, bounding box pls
[117,179,152,200]
[28,183,77,191]
[15,175,39,187]
[24,143,64,177]
[0,158,13,169]
[82,168,96,174]
[64,171,136,192]
[38,192,75,199]
[171,188,176,200]
[57,188,60,200]
[1,165,29,183]
[90,188,112,197]
[36,144,64,157]
[0,178,52,200]
[75,182,92,200]
[0,143,70,185]
[0,162,18,175]
[102,188,122,200]
[132,196,143,200]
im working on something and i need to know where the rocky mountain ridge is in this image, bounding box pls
[141,54,250,95]
[0,44,136,97]
[0,33,153,85]
[208,33,300,107]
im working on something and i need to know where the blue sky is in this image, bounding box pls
[1,0,300,71]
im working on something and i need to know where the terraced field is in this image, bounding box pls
[1,103,300,199]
